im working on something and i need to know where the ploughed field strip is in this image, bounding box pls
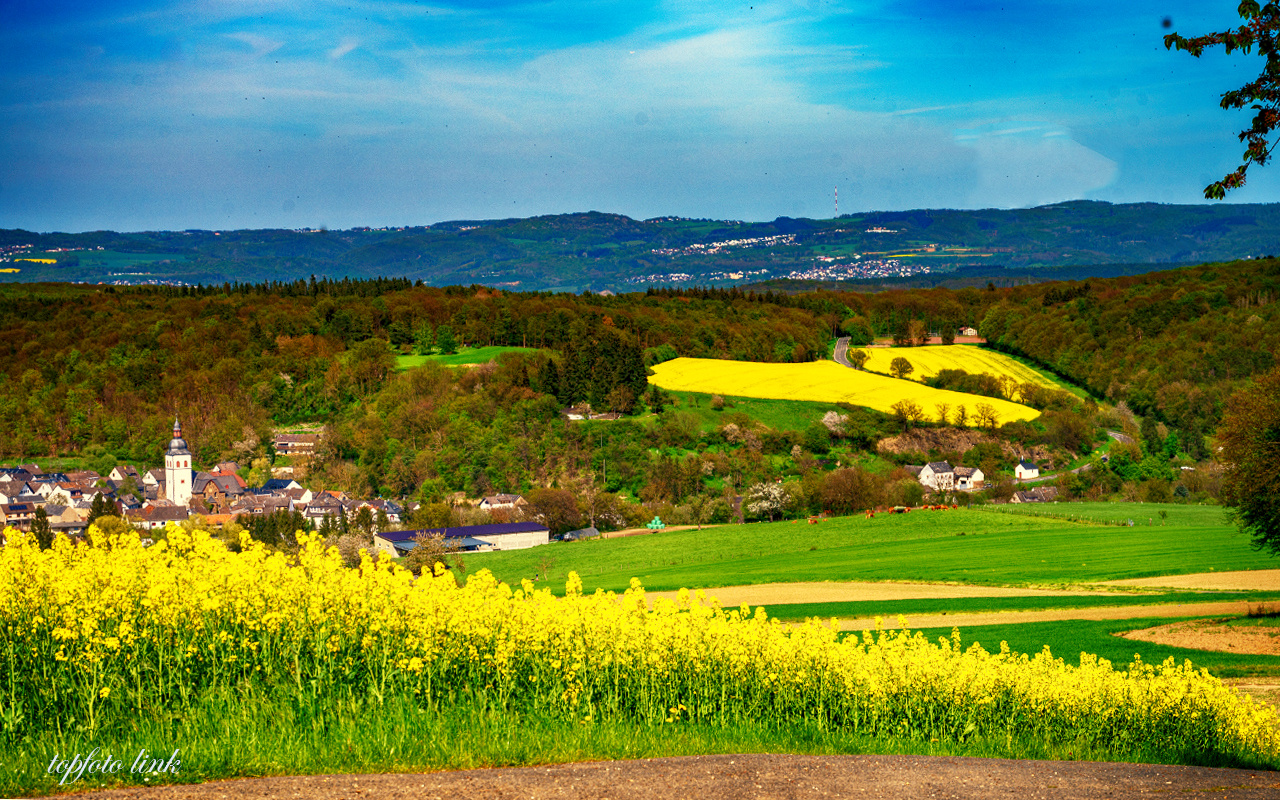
[642,573,1280,633]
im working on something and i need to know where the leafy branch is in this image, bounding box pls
[1166,2,1280,198]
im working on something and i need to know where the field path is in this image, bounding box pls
[646,581,1110,606]
[64,754,1280,800]
[838,600,1255,632]
[1101,569,1280,591]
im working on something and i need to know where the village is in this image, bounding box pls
[0,419,558,557]
[0,416,1065,562]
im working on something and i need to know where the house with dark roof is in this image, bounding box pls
[1015,461,1040,481]
[257,478,302,493]
[125,505,190,531]
[918,461,955,491]
[0,502,38,531]
[1011,486,1058,504]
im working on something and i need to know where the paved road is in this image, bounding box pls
[67,754,1280,800]
[833,336,853,367]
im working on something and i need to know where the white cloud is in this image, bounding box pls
[954,123,1117,207]
[328,37,361,60]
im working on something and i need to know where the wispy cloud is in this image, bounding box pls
[328,37,361,60]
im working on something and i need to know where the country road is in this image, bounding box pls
[832,335,853,367]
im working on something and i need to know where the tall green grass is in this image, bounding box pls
[10,689,1236,797]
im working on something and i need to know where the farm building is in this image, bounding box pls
[953,466,984,490]
[374,521,551,557]
[1015,461,1040,481]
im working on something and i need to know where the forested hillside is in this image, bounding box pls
[4,201,1280,292]
[0,281,832,461]
[1,258,1275,515]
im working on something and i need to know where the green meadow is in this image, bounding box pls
[468,503,1274,594]
[396,346,543,369]
[763,591,1280,624]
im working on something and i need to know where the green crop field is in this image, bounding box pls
[467,504,1275,594]
[973,502,1232,528]
[396,346,543,369]
[915,617,1280,678]
[762,591,1280,624]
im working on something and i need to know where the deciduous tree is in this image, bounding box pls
[1218,365,1280,553]
[890,357,914,380]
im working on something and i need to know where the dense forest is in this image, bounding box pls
[1,256,1276,524]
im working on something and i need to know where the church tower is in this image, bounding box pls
[165,418,193,507]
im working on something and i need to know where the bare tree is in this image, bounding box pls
[974,403,1000,431]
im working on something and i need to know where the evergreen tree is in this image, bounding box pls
[33,507,53,550]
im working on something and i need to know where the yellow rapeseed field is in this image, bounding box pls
[649,357,1040,423]
[3,525,1277,769]
[863,345,1061,389]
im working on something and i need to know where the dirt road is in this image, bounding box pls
[64,754,1280,800]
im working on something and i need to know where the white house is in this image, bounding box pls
[1015,461,1040,481]
[917,461,955,492]
[479,494,526,511]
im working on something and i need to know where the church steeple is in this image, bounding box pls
[165,417,192,506]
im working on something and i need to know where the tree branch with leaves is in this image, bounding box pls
[1166,2,1280,198]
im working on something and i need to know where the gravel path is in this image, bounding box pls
[63,754,1280,800]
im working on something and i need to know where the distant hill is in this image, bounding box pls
[3,201,1278,291]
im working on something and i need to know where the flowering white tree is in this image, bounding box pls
[746,481,790,521]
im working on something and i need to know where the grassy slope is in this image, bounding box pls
[660,391,852,433]
[467,504,1275,595]
[396,346,542,369]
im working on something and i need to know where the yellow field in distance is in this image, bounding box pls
[862,345,1060,389]
[649,358,1040,422]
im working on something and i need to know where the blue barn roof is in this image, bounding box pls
[379,521,549,543]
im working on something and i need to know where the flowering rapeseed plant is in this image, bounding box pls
[0,524,1275,767]
[648,358,1039,422]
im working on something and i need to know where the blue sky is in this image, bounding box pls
[0,0,1274,232]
